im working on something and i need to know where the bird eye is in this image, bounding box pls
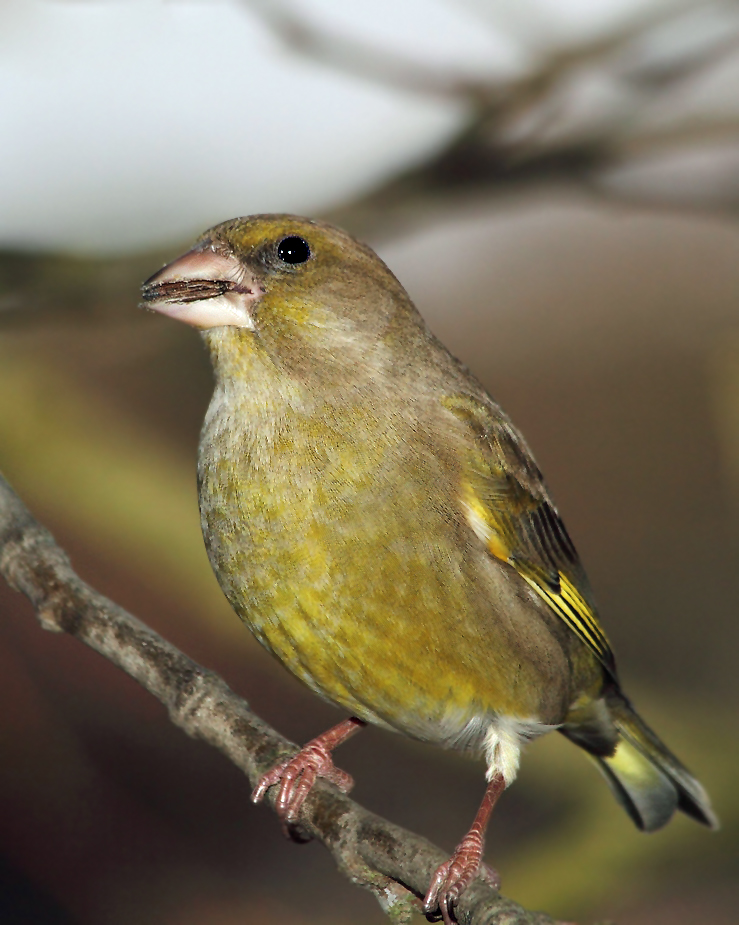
[277,236,311,265]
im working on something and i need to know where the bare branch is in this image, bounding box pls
[241,0,739,224]
[241,0,733,105]
[241,0,500,102]
[0,470,567,925]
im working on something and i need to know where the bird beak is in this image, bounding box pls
[140,244,263,330]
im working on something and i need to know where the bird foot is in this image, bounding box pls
[423,833,500,925]
[251,739,354,824]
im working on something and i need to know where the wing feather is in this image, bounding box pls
[444,393,616,673]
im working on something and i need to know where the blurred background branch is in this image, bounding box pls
[3,0,739,324]
[250,0,739,233]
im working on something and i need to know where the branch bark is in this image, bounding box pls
[0,470,567,925]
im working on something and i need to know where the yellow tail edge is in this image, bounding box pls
[594,696,719,832]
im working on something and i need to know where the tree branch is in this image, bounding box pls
[243,0,739,228]
[0,470,567,925]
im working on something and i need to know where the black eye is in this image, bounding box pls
[277,236,311,265]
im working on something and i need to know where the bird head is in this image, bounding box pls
[141,215,424,389]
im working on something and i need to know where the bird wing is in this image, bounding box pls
[443,393,616,674]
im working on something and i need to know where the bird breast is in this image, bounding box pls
[197,377,575,749]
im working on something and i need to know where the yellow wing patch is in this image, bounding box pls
[461,479,615,671]
[461,487,513,562]
[518,569,612,666]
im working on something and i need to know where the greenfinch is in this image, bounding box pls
[142,215,717,924]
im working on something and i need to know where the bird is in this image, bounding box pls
[141,214,717,924]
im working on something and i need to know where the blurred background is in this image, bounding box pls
[0,1,737,923]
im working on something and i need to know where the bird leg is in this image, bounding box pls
[424,773,505,925]
[251,717,365,824]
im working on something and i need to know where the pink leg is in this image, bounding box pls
[424,773,505,925]
[252,717,365,824]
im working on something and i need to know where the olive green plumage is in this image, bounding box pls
[146,214,717,833]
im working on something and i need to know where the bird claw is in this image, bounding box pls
[423,834,499,925]
[251,741,354,824]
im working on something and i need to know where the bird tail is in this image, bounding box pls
[590,694,718,832]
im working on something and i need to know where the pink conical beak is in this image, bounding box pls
[141,245,264,329]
